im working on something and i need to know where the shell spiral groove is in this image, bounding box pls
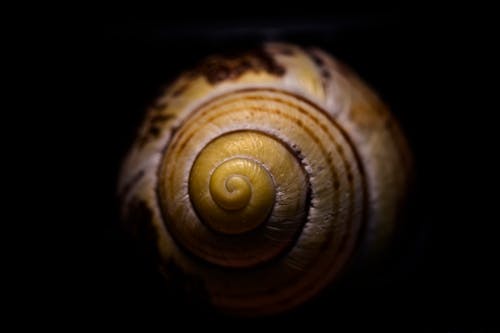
[119,43,412,316]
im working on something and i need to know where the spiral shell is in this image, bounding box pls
[118,43,412,316]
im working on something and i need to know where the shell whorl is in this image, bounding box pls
[119,43,412,316]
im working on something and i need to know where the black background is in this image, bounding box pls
[31,8,496,331]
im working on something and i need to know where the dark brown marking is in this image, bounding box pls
[172,83,189,97]
[151,100,168,113]
[150,114,174,123]
[308,52,324,67]
[148,126,161,137]
[306,50,333,92]
[137,113,175,148]
[194,47,285,85]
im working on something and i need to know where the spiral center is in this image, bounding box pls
[189,134,278,235]
[210,171,251,211]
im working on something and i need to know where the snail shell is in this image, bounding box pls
[118,43,412,316]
